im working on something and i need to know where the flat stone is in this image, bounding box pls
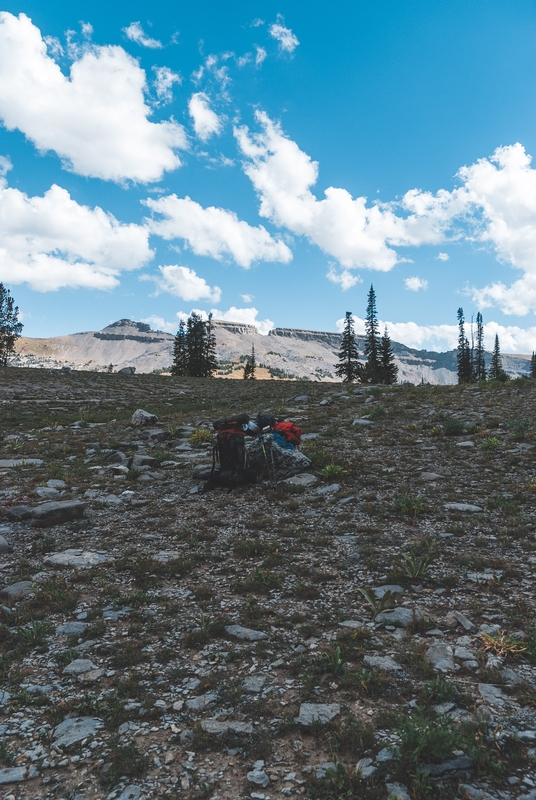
[364,655,402,672]
[433,701,456,715]
[356,757,376,779]
[200,719,254,735]
[0,690,11,706]
[478,683,506,707]
[316,483,340,495]
[243,675,267,693]
[376,608,419,628]
[185,692,218,711]
[225,625,269,641]
[295,703,340,725]
[421,472,444,481]
[426,643,454,672]
[0,581,33,599]
[315,762,335,779]
[48,479,67,488]
[376,747,394,763]
[352,419,375,426]
[300,433,319,441]
[0,536,10,554]
[63,658,97,675]
[454,647,476,661]
[517,730,536,741]
[0,458,43,468]
[373,585,404,599]
[338,620,364,630]
[458,785,500,800]
[0,766,38,784]
[456,441,475,448]
[131,409,158,427]
[4,505,33,521]
[36,486,60,499]
[79,668,105,683]
[53,716,103,747]
[285,473,318,487]
[422,755,473,781]
[32,500,86,527]
[153,550,182,564]
[56,621,87,636]
[444,503,482,512]
[117,788,142,800]
[45,549,109,568]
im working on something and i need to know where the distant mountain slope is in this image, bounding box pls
[12,318,532,384]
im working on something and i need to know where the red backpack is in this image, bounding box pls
[273,421,302,446]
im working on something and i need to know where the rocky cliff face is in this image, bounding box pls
[11,319,533,384]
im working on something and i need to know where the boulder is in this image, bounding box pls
[243,675,267,693]
[421,756,473,781]
[31,500,86,528]
[118,367,136,375]
[131,409,158,427]
[0,581,34,600]
[63,659,97,675]
[246,435,312,480]
[4,506,33,521]
[364,655,402,672]
[284,472,318,487]
[0,536,10,554]
[444,503,482,513]
[53,716,103,748]
[426,642,454,672]
[352,419,374,427]
[0,766,38,784]
[201,719,253,735]
[225,624,269,641]
[376,608,419,628]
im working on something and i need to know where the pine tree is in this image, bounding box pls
[203,313,217,378]
[364,285,381,383]
[489,334,507,381]
[171,319,187,376]
[0,284,23,367]
[245,345,257,379]
[335,312,362,383]
[186,312,207,377]
[456,307,473,384]
[474,312,486,382]
[379,326,398,385]
[531,352,536,381]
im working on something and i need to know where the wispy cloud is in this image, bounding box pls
[123,21,162,49]
[269,16,299,53]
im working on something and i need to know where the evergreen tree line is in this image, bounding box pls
[171,312,217,377]
[336,285,398,384]
[456,308,514,384]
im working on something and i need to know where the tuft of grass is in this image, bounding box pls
[188,428,213,447]
[357,587,395,619]
[394,494,425,521]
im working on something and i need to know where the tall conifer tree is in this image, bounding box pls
[531,352,536,380]
[171,320,187,376]
[0,283,23,367]
[379,326,398,385]
[203,313,217,377]
[172,313,217,377]
[456,307,473,384]
[474,312,486,381]
[364,285,381,383]
[335,312,362,383]
[489,334,506,381]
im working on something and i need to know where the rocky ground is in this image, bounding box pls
[0,368,536,800]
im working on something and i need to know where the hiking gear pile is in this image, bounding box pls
[202,412,303,491]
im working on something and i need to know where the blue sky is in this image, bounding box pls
[2,0,536,352]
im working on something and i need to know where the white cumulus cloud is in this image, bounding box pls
[144,194,293,268]
[437,252,449,261]
[327,267,362,290]
[153,66,181,104]
[0,172,153,291]
[0,13,186,183]
[143,265,221,303]
[405,276,428,291]
[188,92,222,141]
[123,21,162,49]
[269,17,299,53]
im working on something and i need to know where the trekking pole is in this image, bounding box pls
[258,428,277,488]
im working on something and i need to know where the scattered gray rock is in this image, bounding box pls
[131,409,158,426]
[0,458,43,468]
[433,701,456,715]
[456,441,475,448]
[0,535,10,554]
[200,719,253,735]
[45,549,109,568]
[338,620,364,630]
[32,500,86,527]
[422,755,474,780]
[478,683,506,708]
[0,690,11,706]
[284,472,318,487]
[376,608,419,628]
[243,675,267,693]
[385,783,411,800]
[373,585,404,599]
[376,747,394,762]
[314,762,335,779]
[36,486,60,499]
[247,763,270,787]
[53,716,103,748]
[225,625,269,641]
[355,757,376,779]
[0,765,38,784]
[444,503,482,513]
[426,642,454,672]
[56,621,87,636]
[0,581,33,600]
[421,472,444,481]
[63,658,97,675]
[451,611,477,632]
[364,655,402,671]
[295,703,340,725]
[316,483,340,495]
[247,435,312,480]
[352,419,374,426]
[458,785,501,800]
[185,692,218,711]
